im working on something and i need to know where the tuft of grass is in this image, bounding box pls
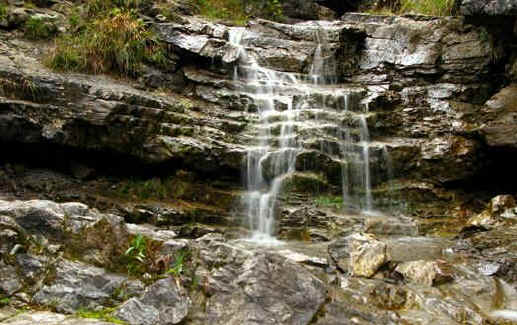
[400,0,454,16]
[196,0,283,25]
[47,9,166,76]
[24,16,57,40]
[76,307,127,325]
[366,0,454,16]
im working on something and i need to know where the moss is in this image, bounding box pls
[0,3,7,21]
[76,307,128,325]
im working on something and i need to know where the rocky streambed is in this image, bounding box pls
[1,0,517,324]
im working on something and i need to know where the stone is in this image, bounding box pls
[468,194,517,228]
[0,311,120,324]
[192,239,326,325]
[114,278,190,325]
[32,259,144,313]
[0,261,22,296]
[395,260,453,286]
[456,0,517,16]
[348,233,387,278]
[480,85,517,149]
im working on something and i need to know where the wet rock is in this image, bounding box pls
[348,233,387,278]
[0,311,120,324]
[456,0,517,15]
[0,215,25,255]
[114,278,190,325]
[32,259,144,313]
[468,194,517,228]
[194,240,326,324]
[395,260,453,286]
[364,215,418,236]
[386,237,448,262]
[480,85,517,150]
[0,261,22,296]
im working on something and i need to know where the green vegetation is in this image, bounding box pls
[196,0,283,25]
[76,307,127,325]
[399,0,454,16]
[166,249,188,277]
[315,195,344,209]
[124,234,148,275]
[0,297,10,306]
[24,16,57,40]
[47,1,166,77]
[366,0,454,16]
[0,3,8,21]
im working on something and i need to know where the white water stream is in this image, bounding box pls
[230,26,380,242]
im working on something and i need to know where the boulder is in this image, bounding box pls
[348,233,387,278]
[32,259,144,313]
[114,278,190,325]
[468,194,517,228]
[194,240,327,324]
[480,85,517,149]
[456,0,517,16]
[395,260,453,286]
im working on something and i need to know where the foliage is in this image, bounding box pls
[47,3,166,77]
[399,0,454,16]
[0,297,10,306]
[366,0,454,16]
[117,177,169,200]
[24,16,57,40]
[124,234,147,275]
[76,307,127,325]
[166,249,188,277]
[48,9,165,76]
[314,195,344,209]
[0,3,7,21]
[196,0,283,25]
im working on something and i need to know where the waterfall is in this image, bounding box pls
[231,25,378,241]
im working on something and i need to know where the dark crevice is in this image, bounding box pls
[0,141,239,182]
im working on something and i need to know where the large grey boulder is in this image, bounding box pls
[193,240,327,325]
[32,259,144,313]
[114,278,190,325]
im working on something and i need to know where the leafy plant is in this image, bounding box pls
[24,16,57,40]
[124,234,147,275]
[167,250,187,277]
[0,297,10,306]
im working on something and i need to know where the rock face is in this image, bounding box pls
[456,0,517,16]
[479,85,517,149]
[468,194,517,228]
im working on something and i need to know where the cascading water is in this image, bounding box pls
[230,25,382,241]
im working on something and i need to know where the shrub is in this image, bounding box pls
[24,16,57,40]
[47,9,165,76]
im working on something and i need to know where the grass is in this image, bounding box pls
[76,308,127,325]
[196,0,283,25]
[24,16,57,40]
[366,0,454,16]
[400,0,454,16]
[47,4,166,77]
